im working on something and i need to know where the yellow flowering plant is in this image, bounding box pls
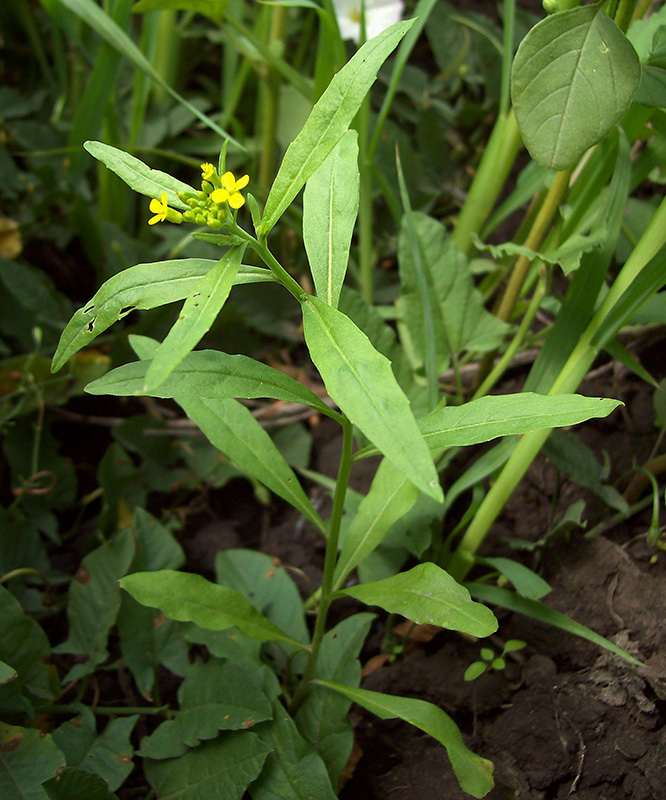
[47,3,660,797]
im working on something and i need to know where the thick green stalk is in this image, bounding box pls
[448,193,666,581]
[258,4,288,191]
[452,0,519,254]
[290,418,355,712]
[614,0,639,32]
[451,111,523,255]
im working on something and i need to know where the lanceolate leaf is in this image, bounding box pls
[51,259,273,373]
[357,393,622,458]
[302,296,442,501]
[512,3,641,170]
[417,393,622,449]
[333,459,419,590]
[85,349,333,418]
[180,398,326,534]
[303,131,359,309]
[120,571,309,650]
[339,563,497,637]
[260,19,414,235]
[314,683,494,798]
[84,142,195,209]
[144,246,245,391]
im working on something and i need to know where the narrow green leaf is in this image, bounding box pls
[302,296,442,501]
[467,583,643,666]
[303,131,359,309]
[314,683,494,798]
[333,459,419,590]
[58,0,239,145]
[0,724,65,800]
[250,703,337,800]
[51,259,272,373]
[260,19,414,235]
[417,393,622,449]
[512,3,641,170]
[84,142,195,209]
[120,570,309,649]
[132,0,228,23]
[479,557,551,601]
[144,246,245,391]
[339,563,497,637]
[145,731,271,800]
[85,349,333,418]
[355,393,622,460]
[180,398,327,534]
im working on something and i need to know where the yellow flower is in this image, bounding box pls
[148,192,183,226]
[201,162,216,181]
[211,171,249,209]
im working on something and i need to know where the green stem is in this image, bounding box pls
[499,0,515,118]
[258,4,288,191]
[451,110,523,256]
[232,225,306,301]
[495,168,571,323]
[614,0,639,32]
[448,192,666,582]
[290,417,355,713]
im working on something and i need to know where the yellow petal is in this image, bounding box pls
[148,214,161,225]
[160,191,168,206]
[228,192,245,209]
[211,188,228,203]
[149,198,162,213]
[235,174,249,190]
[221,171,237,190]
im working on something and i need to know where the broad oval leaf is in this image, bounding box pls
[302,296,442,501]
[0,725,65,799]
[339,562,497,637]
[512,3,640,170]
[51,259,273,372]
[259,19,414,235]
[314,682,494,798]
[144,246,245,391]
[303,131,359,309]
[120,570,309,650]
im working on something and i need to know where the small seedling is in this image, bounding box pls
[464,640,526,682]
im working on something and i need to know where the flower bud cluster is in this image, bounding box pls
[148,162,249,230]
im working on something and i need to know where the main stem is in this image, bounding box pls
[290,417,355,713]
